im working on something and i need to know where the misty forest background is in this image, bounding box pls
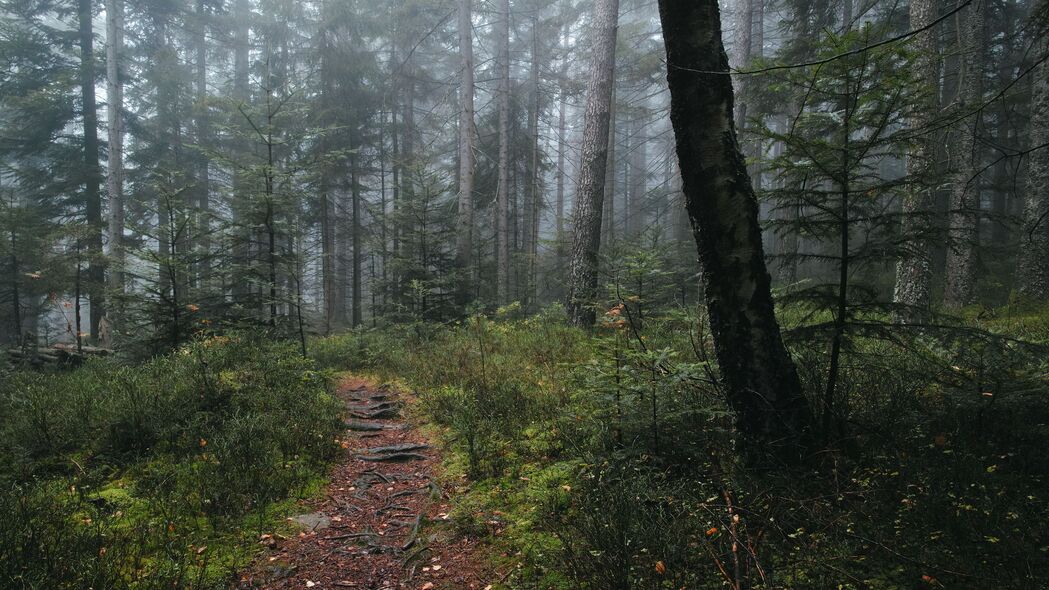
[2,0,1049,586]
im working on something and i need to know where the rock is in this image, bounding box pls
[290,511,331,531]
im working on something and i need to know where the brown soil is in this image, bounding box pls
[238,376,500,590]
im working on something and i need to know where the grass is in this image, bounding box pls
[0,333,343,589]
[313,302,1049,589]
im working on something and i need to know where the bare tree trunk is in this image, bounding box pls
[495,0,512,304]
[194,0,210,288]
[105,0,125,310]
[658,0,813,460]
[555,18,570,269]
[601,91,617,248]
[525,12,542,308]
[351,155,363,327]
[565,0,619,327]
[627,116,646,237]
[321,177,335,334]
[456,0,476,278]
[893,0,938,319]
[944,0,985,308]
[231,0,250,302]
[79,0,104,340]
[1017,10,1049,298]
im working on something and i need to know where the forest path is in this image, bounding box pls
[239,376,496,590]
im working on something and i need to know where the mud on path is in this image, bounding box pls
[238,377,498,590]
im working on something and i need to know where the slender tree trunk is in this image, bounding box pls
[1017,10,1049,298]
[335,186,349,325]
[893,0,939,319]
[79,0,104,340]
[525,13,542,308]
[8,219,21,344]
[231,0,250,302]
[944,0,985,308]
[495,0,512,304]
[456,0,476,282]
[566,0,619,327]
[601,92,617,247]
[194,0,210,287]
[105,0,124,311]
[321,176,335,334]
[627,117,646,237]
[351,155,363,328]
[658,0,813,459]
[555,18,570,269]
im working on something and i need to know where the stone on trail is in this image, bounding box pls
[289,511,331,531]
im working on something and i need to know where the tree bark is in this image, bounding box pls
[525,11,542,308]
[194,0,210,288]
[565,0,619,327]
[495,0,512,304]
[351,155,363,328]
[456,0,476,279]
[892,0,938,319]
[1017,10,1049,298]
[79,0,104,340]
[105,0,124,308]
[627,116,646,237]
[555,18,570,270]
[944,0,985,308]
[658,0,813,458]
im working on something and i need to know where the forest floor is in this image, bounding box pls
[237,376,499,590]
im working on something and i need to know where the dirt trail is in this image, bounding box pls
[239,377,497,590]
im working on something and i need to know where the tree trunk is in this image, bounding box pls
[79,0,104,341]
[658,0,813,459]
[495,0,511,304]
[943,0,985,308]
[1017,11,1049,298]
[231,0,250,302]
[456,0,476,279]
[194,0,210,288]
[565,0,619,327]
[525,12,542,308]
[351,155,363,328]
[601,90,617,248]
[892,0,938,319]
[627,116,646,237]
[555,18,570,270]
[105,0,124,308]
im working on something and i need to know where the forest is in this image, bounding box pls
[1,0,1048,586]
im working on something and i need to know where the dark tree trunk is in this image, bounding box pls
[565,0,619,327]
[892,0,938,320]
[944,0,986,308]
[1017,8,1049,298]
[658,0,814,460]
[495,0,511,304]
[194,0,210,287]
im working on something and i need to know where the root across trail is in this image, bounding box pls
[238,377,496,590]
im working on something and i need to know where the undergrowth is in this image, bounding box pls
[315,302,1049,589]
[0,334,342,589]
